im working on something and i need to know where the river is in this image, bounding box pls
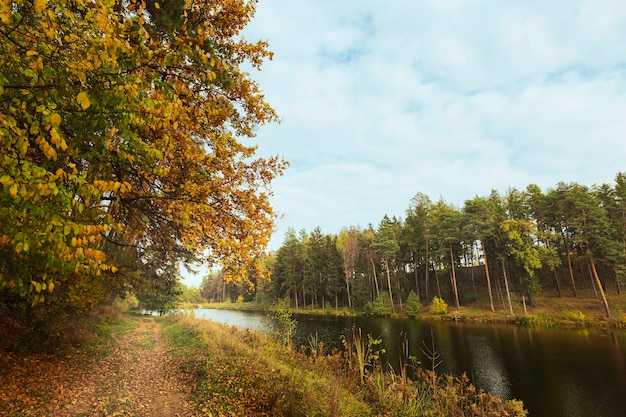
[190,309,626,417]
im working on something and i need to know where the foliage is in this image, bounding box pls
[405,290,421,317]
[562,310,586,321]
[266,302,297,349]
[0,0,285,316]
[366,292,393,316]
[430,297,448,315]
[342,325,386,385]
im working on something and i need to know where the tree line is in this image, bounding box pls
[217,175,626,318]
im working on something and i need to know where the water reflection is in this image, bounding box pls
[190,309,626,417]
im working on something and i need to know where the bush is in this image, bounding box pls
[405,291,421,317]
[367,293,392,316]
[562,310,586,321]
[430,297,448,315]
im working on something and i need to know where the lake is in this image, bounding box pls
[191,309,626,417]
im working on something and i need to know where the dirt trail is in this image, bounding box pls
[0,317,198,416]
[106,317,195,416]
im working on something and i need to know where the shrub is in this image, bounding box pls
[562,310,585,321]
[405,291,421,317]
[430,297,448,315]
[371,293,393,316]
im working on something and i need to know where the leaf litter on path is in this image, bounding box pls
[0,316,200,416]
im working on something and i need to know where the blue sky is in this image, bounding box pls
[184,0,626,286]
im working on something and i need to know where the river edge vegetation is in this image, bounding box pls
[0,307,527,416]
[185,289,626,329]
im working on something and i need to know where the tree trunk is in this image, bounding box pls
[481,240,495,312]
[471,243,478,302]
[587,260,599,300]
[449,243,460,309]
[370,255,380,299]
[432,263,442,299]
[425,234,430,301]
[414,258,420,301]
[498,273,506,309]
[553,269,562,297]
[384,258,396,314]
[564,229,578,297]
[582,230,611,318]
[502,260,513,316]
[590,257,611,318]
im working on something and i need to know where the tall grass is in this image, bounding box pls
[162,315,527,416]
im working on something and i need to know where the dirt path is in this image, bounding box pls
[0,316,198,416]
[105,317,196,416]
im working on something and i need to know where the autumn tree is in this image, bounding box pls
[0,0,285,316]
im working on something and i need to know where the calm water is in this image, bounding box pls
[191,309,626,417]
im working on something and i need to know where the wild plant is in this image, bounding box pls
[342,325,385,384]
[422,328,442,389]
[307,332,324,358]
[266,303,297,349]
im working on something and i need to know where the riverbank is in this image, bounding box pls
[183,290,626,329]
[0,309,527,416]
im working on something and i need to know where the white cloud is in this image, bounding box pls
[240,0,626,250]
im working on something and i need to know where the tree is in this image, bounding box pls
[597,174,626,294]
[374,216,400,314]
[405,192,433,301]
[271,229,304,307]
[463,195,501,312]
[526,184,563,296]
[0,1,285,314]
[431,199,462,309]
[337,227,359,309]
[500,219,542,307]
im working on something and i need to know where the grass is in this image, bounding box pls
[160,313,528,416]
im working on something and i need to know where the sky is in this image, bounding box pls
[184,0,626,286]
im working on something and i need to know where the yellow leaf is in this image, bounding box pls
[154,2,160,9]
[31,281,42,293]
[26,50,39,57]
[49,112,61,126]
[48,281,55,292]
[50,129,60,146]
[33,0,47,13]
[76,92,91,110]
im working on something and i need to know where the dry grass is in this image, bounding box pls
[163,314,528,417]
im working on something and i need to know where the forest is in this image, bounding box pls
[204,176,626,320]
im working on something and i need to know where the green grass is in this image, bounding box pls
[160,314,527,417]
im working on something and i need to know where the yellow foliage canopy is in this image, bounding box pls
[0,0,286,308]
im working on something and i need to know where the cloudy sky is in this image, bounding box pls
[236,0,626,252]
